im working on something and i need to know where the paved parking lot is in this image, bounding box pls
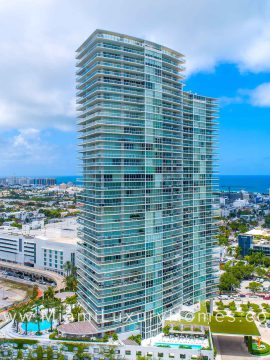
[0,278,27,308]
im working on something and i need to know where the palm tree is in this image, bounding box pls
[258,252,265,267]
[71,265,77,276]
[66,294,77,310]
[64,274,78,291]
[43,298,57,332]
[47,347,53,359]
[36,346,44,359]
[30,285,39,301]
[107,347,116,360]
[234,245,241,259]
[71,304,83,322]
[16,349,23,359]
[227,246,233,256]
[58,302,66,324]
[21,304,31,335]
[34,312,42,334]
[63,261,73,276]
[43,286,55,300]
[9,306,22,333]
[54,299,66,325]
[75,345,86,360]
[34,297,42,315]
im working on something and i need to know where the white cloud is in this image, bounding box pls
[0,127,78,175]
[250,82,270,107]
[219,83,270,108]
[0,0,270,132]
[0,128,56,168]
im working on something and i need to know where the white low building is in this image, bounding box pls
[0,218,77,274]
[232,199,249,208]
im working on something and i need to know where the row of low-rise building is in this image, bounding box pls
[0,218,77,274]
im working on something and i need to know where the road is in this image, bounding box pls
[0,261,64,291]
[213,335,253,360]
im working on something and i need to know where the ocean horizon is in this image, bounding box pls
[2,175,270,194]
[50,175,270,194]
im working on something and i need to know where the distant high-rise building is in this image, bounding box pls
[31,178,56,186]
[76,30,218,338]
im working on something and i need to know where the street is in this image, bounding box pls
[213,335,253,360]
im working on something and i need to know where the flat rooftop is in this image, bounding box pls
[245,229,270,237]
[0,217,78,245]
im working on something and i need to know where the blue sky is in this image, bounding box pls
[0,0,270,176]
[186,64,270,175]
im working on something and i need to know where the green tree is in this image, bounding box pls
[34,312,42,334]
[66,294,77,309]
[43,298,56,331]
[43,286,55,300]
[54,299,66,325]
[234,245,241,259]
[64,274,78,291]
[218,234,229,246]
[36,346,44,359]
[163,324,170,336]
[10,305,23,333]
[11,221,22,229]
[264,257,270,267]
[247,281,263,294]
[106,347,116,360]
[63,261,77,291]
[247,252,265,266]
[16,349,23,359]
[75,345,88,360]
[63,261,73,276]
[47,347,53,360]
[31,285,39,301]
[40,208,62,219]
[256,267,266,278]
[71,304,83,322]
[227,246,234,257]
[230,262,254,280]
[21,304,32,335]
[229,220,249,233]
[219,272,240,292]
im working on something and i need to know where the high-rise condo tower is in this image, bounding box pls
[76,29,218,338]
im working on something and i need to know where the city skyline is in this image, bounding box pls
[0,1,270,176]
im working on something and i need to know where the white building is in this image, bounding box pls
[0,218,77,274]
[232,199,249,208]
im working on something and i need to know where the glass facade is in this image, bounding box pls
[76,30,218,338]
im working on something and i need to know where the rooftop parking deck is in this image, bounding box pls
[0,261,65,292]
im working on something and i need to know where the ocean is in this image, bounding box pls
[56,175,270,194]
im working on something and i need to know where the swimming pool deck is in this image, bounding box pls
[142,333,209,349]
